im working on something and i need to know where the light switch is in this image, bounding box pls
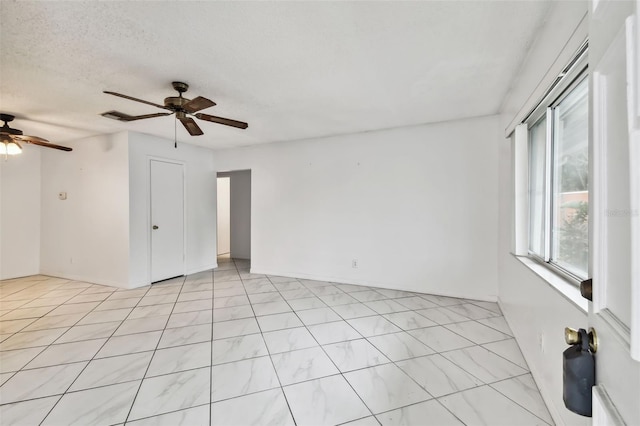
[58,192,67,200]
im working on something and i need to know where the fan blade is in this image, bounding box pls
[179,117,203,136]
[101,110,173,122]
[103,91,169,110]
[195,113,248,129]
[15,135,72,151]
[183,96,216,113]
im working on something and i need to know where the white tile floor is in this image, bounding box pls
[0,258,553,425]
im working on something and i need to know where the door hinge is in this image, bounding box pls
[580,278,593,301]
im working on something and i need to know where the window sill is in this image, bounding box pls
[513,255,589,313]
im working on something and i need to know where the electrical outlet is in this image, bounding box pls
[352,259,358,268]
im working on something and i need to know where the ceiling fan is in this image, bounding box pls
[0,114,72,156]
[101,81,248,136]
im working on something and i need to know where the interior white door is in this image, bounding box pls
[589,0,640,424]
[150,160,184,283]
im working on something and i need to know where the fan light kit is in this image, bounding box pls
[0,114,72,158]
[101,81,248,144]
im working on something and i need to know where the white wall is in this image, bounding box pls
[0,147,41,279]
[215,115,500,300]
[128,132,217,287]
[497,1,589,425]
[39,132,130,287]
[217,177,231,255]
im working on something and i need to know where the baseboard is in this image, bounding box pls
[37,271,129,289]
[251,267,498,302]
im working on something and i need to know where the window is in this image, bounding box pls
[527,73,589,280]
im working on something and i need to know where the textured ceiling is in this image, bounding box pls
[0,1,550,149]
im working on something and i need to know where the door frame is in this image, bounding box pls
[147,156,187,284]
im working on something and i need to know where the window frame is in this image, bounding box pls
[525,54,589,284]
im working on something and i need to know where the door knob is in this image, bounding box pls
[152,225,159,230]
[565,327,598,353]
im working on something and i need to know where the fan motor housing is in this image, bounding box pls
[164,96,190,110]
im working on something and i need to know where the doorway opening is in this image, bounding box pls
[216,170,251,264]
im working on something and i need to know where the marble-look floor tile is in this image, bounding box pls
[211,356,279,402]
[138,294,178,307]
[0,372,14,385]
[323,338,390,372]
[345,363,432,414]
[374,289,416,299]
[350,290,387,302]
[128,405,209,426]
[376,399,463,426]
[438,385,545,425]
[444,320,511,345]
[445,303,498,320]
[0,362,86,404]
[0,395,61,426]
[129,367,210,420]
[213,295,250,309]
[442,346,527,383]
[342,416,381,426]
[212,333,268,365]
[214,287,246,298]
[273,281,306,291]
[296,307,341,325]
[77,308,132,325]
[70,351,152,391]
[94,298,140,311]
[213,305,254,322]
[256,312,303,332]
[309,285,343,296]
[158,323,212,348]
[420,295,466,307]
[287,297,327,311]
[307,320,362,344]
[482,338,528,369]
[490,374,552,424]
[47,301,100,316]
[262,327,318,354]
[279,288,315,300]
[96,330,162,358]
[271,346,338,385]
[0,346,45,373]
[367,331,434,361]
[177,290,212,302]
[469,301,502,315]
[414,307,470,325]
[364,300,410,314]
[66,293,111,304]
[211,388,294,426]
[283,375,371,426]
[167,310,212,329]
[394,296,438,310]
[148,341,211,377]
[251,300,292,316]
[50,322,118,346]
[243,281,277,294]
[248,292,284,304]
[332,303,377,320]
[0,318,35,334]
[383,311,437,330]
[409,326,475,352]
[128,304,173,320]
[42,380,139,426]
[23,313,85,332]
[0,327,70,350]
[396,354,483,397]
[347,316,402,337]
[26,338,107,369]
[113,316,168,337]
[477,316,514,336]
[173,299,212,314]
[318,292,359,307]
[212,317,260,340]
[1,306,55,320]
